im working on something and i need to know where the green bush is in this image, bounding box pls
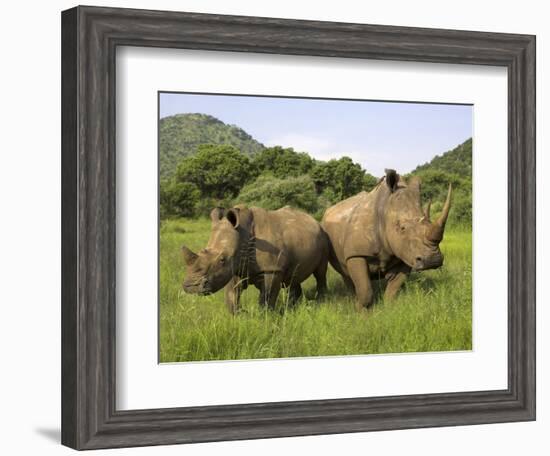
[251,146,315,178]
[237,174,319,213]
[311,156,375,200]
[176,144,254,199]
[160,180,200,218]
[446,189,472,227]
[363,173,379,192]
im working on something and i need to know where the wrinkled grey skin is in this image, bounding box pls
[321,169,452,311]
[182,205,329,314]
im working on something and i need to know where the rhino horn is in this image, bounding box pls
[427,184,452,243]
[181,245,198,265]
[423,200,432,221]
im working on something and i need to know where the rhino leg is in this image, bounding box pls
[259,272,282,310]
[346,257,374,311]
[224,276,243,315]
[288,284,303,306]
[343,276,355,293]
[383,264,411,301]
[313,258,328,300]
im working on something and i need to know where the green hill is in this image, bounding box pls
[159,113,265,179]
[410,138,472,226]
[413,138,472,178]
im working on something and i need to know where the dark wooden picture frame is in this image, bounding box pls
[61,5,536,450]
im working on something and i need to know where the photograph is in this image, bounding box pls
[158,92,473,363]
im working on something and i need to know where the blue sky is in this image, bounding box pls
[160,92,472,176]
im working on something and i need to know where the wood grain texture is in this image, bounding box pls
[61,7,78,449]
[61,5,536,450]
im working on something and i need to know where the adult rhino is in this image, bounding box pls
[182,205,329,314]
[322,169,452,311]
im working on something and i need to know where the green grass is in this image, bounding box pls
[159,218,472,362]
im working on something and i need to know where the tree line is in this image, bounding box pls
[160,141,472,226]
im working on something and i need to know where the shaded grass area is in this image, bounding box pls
[159,218,472,362]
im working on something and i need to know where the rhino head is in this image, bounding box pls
[181,207,250,295]
[383,169,452,271]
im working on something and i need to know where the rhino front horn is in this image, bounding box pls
[181,245,198,265]
[427,183,452,243]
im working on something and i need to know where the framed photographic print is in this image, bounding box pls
[61,5,536,450]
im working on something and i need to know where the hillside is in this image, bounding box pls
[413,138,472,178]
[410,137,472,226]
[159,113,265,179]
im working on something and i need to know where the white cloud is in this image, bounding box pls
[265,134,333,156]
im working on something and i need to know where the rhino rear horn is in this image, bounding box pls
[423,200,431,221]
[181,245,198,265]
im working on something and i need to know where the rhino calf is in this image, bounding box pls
[182,205,329,314]
[322,169,452,312]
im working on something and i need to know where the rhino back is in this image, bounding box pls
[251,206,327,283]
[322,190,382,266]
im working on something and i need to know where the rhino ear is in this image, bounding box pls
[226,208,240,229]
[181,245,198,265]
[210,207,225,223]
[385,169,399,193]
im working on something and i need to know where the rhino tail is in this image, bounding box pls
[319,225,342,276]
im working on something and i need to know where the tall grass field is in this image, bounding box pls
[159,218,472,363]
